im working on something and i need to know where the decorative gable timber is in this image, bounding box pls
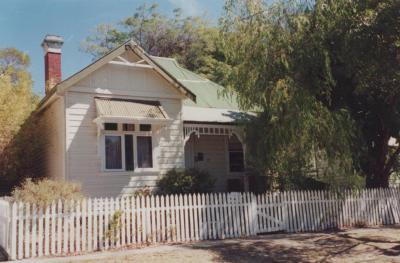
[36,40,196,112]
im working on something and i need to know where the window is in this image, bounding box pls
[104,123,118,131]
[103,123,153,171]
[137,136,153,168]
[123,124,135,131]
[140,124,151,131]
[228,135,244,172]
[105,135,122,169]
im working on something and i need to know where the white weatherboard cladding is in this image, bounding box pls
[69,63,184,100]
[185,134,230,192]
[65,64,185,197]
[35,97,65,180]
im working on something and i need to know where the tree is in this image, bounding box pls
[0,48,39,194]
[81,3,226,82]
[220,0,400,188]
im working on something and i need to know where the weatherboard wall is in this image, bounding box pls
[65,62,185,197]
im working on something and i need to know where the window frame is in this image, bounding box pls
[226,135,245,175]
[101,123,156,173]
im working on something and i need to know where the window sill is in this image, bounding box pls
[100,169,160,176]
[229,172,245,177]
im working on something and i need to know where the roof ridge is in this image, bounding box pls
[150,55,210,82]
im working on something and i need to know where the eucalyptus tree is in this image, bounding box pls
[81,3,226,82]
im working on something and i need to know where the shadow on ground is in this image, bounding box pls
[181,228,400,263]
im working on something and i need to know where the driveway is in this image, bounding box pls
[15,226,400,263]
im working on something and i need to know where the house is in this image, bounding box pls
[36,35,250,197]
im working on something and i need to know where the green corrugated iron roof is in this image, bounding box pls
[150,56,240,110]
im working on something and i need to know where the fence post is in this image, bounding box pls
[250,193,258,235]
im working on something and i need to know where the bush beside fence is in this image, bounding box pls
[0,188,399,260]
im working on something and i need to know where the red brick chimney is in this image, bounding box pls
[41,35,64,94]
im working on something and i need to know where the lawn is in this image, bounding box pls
[16,226,400,263]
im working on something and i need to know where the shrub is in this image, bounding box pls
[133,185,152,197]
[12,178,84,206]
[157,168,215,194]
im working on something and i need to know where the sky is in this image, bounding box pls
[0,0,224,97]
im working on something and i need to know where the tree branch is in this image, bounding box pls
[384,143,400,176]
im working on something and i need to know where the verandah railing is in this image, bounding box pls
[0,188,399,260]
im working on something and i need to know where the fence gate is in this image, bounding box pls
[256,193,286,233]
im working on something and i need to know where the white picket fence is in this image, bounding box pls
[0,188,399,260]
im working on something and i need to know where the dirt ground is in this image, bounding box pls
[15,226,400,263]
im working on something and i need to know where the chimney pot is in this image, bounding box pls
[42,35,64,94]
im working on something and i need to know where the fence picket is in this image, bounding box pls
[198,194,204,240]
[104,198,110,250]
[88,198,93,251]
[165,195,170,242]
[136,196,142,244]
[188,194,194,240]
[160,196,165,242]
[3,188,400,260]
[81,199,87,251]
[130,196,135,244]
[50,202,56,254]
[179,194,185,242]
[171,195,177,242]
[31,204,37,257]
[210,194,217,239]
[38,205,44,257]
[62,202,67,255]
[156,195,161,242]
[93,199,98,251]
[69,200,75,254]
[98,198,104,250]
[24,203,30,258]
[75,200,81,253]
[125,198,130,245]
[193,194,199,241]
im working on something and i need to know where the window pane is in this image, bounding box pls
[104,123,118,131]
[229,152,244,172]
[123,124,135,131]
[137,136,153,168]
[125,135,134,171]
[140,124,151,131]
[105,136,122,169]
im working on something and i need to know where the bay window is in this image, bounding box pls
[103,123,154,172]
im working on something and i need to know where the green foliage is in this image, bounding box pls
[0,48,39,194]
[105,210,123,242]
[12,178,84,207]
[133,185,152,197]
[157,168,216,194]
[81,3,226,82]
[220,0,400,188]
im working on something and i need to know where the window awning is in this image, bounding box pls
[94,98,172,125]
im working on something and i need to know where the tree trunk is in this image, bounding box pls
[365,128,391,188]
